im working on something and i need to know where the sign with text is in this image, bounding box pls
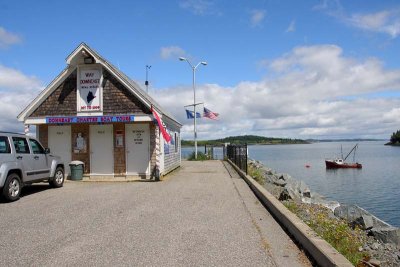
[78,68,101,112]
[46,115,135,124]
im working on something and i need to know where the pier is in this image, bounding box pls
[0,160,318,266]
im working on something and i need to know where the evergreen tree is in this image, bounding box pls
[390,130,400,144]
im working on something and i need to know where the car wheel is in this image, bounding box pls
[2,173,22,202]
[50,167,64,188]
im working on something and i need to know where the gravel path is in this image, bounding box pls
[0,160,312,266]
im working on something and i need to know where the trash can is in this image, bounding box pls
[69,161,84,180]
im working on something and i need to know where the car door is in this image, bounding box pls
[12,137,36,182]
[29,139,51,179]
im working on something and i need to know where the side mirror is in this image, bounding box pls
[44,148,51,154]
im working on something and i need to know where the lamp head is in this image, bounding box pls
[179,57,186,61]
[201,61,207,66]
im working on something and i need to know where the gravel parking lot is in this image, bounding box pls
[0,161,311,267]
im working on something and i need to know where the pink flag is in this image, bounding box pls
[151,106,171,143]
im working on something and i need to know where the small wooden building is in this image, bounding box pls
[18,43,181,179]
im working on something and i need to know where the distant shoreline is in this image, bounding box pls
[385,142,400,146]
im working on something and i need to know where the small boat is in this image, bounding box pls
[325,144,362,169]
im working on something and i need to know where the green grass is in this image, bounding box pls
[247,164,265,185]
[284,202,368,265]
[187,152,210,161]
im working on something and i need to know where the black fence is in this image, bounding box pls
[226,144,248,174]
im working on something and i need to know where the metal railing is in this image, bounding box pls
[226,144,248,174]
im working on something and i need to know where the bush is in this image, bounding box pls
[247,163,265,185]
[187,152,209,161]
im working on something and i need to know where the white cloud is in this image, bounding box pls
[179,0,216,15]
[347,10,400,38]
[160,46,187,60]
[286,20,296,33]
[0,65,43,132]
[314,2,400,38]
[152,45,400,140]
[250,9,266,27]
[0,27,22,48]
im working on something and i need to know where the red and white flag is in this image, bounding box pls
[203,107,219,120]
[151,106,171,143]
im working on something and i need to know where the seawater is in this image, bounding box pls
[182,142,400,227]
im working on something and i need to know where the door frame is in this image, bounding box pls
[89,124,114,176]
[125,123,150,176]
[48,125,72,175]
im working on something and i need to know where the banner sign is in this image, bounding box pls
[79,69,101,111]
[46,115,135,124]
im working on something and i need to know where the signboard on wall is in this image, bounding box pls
[78,68,102,112]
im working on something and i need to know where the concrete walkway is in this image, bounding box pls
[0,160,312,266]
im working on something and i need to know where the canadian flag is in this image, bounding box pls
[151,106,171,143]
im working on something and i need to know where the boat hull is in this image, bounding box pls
[325,160,362,169]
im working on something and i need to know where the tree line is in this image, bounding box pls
[181,135,309,146]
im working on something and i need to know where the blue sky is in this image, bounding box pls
[1,0,400,139]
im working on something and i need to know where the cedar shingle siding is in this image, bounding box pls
[31,70,150,117]
[31,71,78,117]
[102,71,150,115]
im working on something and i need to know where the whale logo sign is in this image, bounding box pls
[87,91,96,103]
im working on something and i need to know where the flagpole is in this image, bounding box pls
[179,57,207,159]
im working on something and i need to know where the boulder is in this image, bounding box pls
[370,227,400,245]
[279,186,302,202]
[273,179,287,187]
[334,204,363,221]
[352,214,374,230]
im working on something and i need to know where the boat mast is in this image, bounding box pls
[344,144,358,162]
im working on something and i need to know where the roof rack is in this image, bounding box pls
[0,131,26,135]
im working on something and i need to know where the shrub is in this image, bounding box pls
[187,152,209,161]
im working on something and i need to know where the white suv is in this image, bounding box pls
[0,132,65,202]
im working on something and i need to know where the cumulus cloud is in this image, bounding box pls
[0,65,43,132]
[250,9,266,27]
[152,45,400,140]
[0,27,22,48]
[160,46,187,60]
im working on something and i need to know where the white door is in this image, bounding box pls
[48,126,71,175]
[90,124,113,175]
[126,124,150,175]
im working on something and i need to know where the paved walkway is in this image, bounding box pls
[0,160,312,266]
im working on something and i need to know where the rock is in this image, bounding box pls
[279,187,301,202]
[334,204,363,221]
[368,258,381,267]
[334,204,391,230]
[371,227,400,245]
[272,179,287,187]
[277,173,292,181]
[371,242,381,250]
[352,214,374,230]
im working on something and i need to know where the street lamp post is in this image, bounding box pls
[179,57,207,159]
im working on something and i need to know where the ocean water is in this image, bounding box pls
[182,142,400,227]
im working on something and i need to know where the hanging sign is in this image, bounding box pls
[78,69,101,111]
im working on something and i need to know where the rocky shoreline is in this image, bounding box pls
[248,159,400,267]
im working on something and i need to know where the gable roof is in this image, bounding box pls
[18,42,181,127]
